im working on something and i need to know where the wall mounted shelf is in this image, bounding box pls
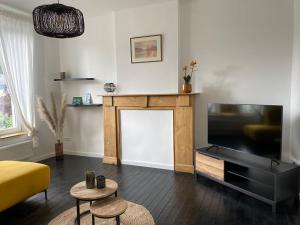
[67,104,102,108]
[54,78,95,81]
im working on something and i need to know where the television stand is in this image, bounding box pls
[195,147,299,213]
[205,145,219,151]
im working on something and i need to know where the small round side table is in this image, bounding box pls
[90,197,128,225]
[70,179,118,225]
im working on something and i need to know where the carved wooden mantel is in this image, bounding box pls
[100,93,198,174]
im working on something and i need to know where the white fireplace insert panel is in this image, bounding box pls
[120,110,174,170]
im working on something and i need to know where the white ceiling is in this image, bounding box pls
[0,0,176,16]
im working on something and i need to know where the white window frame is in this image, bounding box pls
[0,73,22,136]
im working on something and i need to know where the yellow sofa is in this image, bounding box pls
[0,161,50,212]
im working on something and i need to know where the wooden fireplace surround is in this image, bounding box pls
[101,93,198,173]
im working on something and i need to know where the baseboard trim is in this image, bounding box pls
[19,152,55,162]
[31,152,56,162]
[64,150,103,158]
[121,159,174,171]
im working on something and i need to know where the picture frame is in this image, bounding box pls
[130,34,162,63]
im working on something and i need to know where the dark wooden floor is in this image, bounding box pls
[0,155,299,225]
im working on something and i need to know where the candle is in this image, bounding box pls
[96,175,106,189]
[85,171,95,189]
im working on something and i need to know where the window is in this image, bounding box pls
[0,66,20,134]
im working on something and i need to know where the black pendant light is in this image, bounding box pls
[33,1,85,38]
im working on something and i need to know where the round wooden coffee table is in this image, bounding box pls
[70,179,118,225]
[90,197,128,225]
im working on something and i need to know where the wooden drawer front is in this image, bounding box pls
[148,96,177,107]
[196,152,224,170]
[176,96,190,106]
[196,164,224,181]
[113,96,147,107]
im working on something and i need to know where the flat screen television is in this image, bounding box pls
[208,103,283,160]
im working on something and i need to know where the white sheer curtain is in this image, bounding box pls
[0,11,37,146]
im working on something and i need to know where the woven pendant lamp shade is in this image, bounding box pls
[33,3,84,38]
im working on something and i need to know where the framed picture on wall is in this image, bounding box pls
[130,34,162,63]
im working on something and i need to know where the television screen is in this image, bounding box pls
[208,103,282,160]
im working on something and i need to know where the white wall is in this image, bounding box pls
[59,13,117,157]
[180,0,294,161]
[112,1,179,167]
[115,1,179,93]
[59,2,179,158]
[34,36,61,161]
[290,0,300,164]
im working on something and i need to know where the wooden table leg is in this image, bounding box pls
[44,190,48,200]
[116,216,120,225]
[92,215,95,225]
[76,199,80,225]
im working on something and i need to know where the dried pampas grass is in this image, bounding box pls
[37,97,56,135]
[37,94,67,142]
[59,95,67,131]
[51,93,58,127]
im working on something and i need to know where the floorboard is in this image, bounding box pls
[0,155,299,225]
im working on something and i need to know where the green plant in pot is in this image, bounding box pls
[37,94,67,161]
[182,60,197,93]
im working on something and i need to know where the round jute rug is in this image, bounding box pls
[48,201,155,225]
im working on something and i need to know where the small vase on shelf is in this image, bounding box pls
[182,83,192,93]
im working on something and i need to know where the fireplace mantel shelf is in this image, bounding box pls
[101,93,198,174]
[98,93,200,97]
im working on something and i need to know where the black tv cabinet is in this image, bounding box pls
[195,147,299,213]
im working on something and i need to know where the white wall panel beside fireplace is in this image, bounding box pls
[120,110,174,170]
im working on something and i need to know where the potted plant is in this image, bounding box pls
[182,60,197,93]
[37,94,67,161]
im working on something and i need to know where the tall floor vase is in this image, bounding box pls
[55,141,64,161]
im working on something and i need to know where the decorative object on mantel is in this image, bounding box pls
[130,34,162,63]
[83,93,93,105]
[182,60,198,93]
[33,0,85,38]
[96,175,106,189]
[104,83,117,93]
[85,171,96,189]
[37,94,67,161]
[72,97,83,106]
